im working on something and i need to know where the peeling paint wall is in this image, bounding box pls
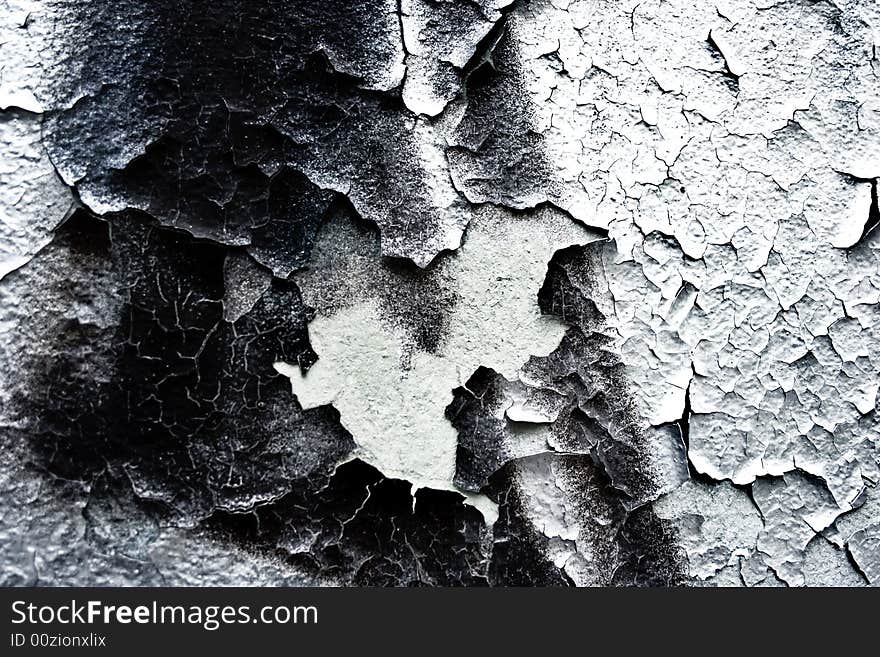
[1,0,879,586]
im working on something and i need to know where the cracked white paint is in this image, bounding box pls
[3,0,880,586]
[276,0,880,583]
[0,111,73,279]
[471,0,880,584]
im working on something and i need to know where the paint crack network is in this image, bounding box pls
[1,0,879,586]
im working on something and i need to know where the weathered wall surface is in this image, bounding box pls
[1,0,878,586]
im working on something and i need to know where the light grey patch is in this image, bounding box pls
[280,202,596,493]
[847,522,880,585]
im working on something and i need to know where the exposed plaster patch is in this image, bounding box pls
[277,204,599,513]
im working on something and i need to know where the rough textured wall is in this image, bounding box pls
[1,0,879,586]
